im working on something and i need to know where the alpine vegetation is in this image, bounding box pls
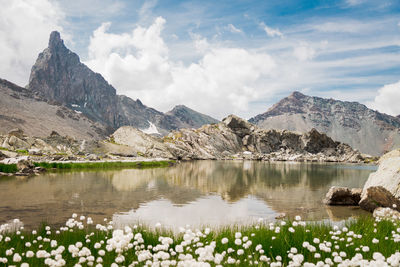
[1,210,400,266]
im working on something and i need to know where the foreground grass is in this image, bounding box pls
[1,213,400,266]
[0,163,18,173]
[33,160,175,171]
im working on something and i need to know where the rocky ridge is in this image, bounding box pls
[27,31,218,135]
[111,115,365,162]
[249,91,400,156]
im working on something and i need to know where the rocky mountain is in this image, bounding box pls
[166,105,219,129]
[249,91,400,156]
[27,31,217,135]
[0,78,108,139]
[109,115,364,162]
[28,31,120,128]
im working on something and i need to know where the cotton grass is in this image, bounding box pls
[1,212,400,266]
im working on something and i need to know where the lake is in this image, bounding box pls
[0,161,376,230]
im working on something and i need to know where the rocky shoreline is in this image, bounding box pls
[324,149,400,215]
[0,115,375,176]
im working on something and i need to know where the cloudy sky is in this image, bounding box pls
[1,0,400,119]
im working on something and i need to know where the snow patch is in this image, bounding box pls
[140,121,159,135]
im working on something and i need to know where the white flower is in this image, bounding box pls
[235,232,242,239]
[221,238,228,244]
[234,239,242,245]
[13,253,22,262]
[288,227,295,233]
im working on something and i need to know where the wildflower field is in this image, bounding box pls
[1,210,400,267]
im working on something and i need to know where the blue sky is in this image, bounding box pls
[1,0,400,119]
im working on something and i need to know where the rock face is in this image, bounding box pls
[0,78,108,139]
[359,186,400,212]
[27,31,218,135]
[323,187,361,206]
[111,114,365,162]
[249,91,400,156]
[362,156,400,199]
[165,115,363,161]
[166,105,219,129]
[28,31,120,127]
[358,153,400,212]
[110,126,173,158]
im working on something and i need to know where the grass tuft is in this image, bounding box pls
[33,160,175,170]
[0,163,18,173]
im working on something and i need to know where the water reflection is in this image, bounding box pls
[0,161,374,229]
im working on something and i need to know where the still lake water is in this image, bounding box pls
[0,161,376,230]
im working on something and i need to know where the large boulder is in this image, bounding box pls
[323,186,361,205]
[111,126,173,158]
[359,186,400,212]
[223,115,254,138]
[362,156,400,198]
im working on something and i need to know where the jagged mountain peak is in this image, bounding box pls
[25,31,217,135]
[28,31,119,127]
[49,31,62,48]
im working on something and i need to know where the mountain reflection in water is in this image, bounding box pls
[0,161,374,229]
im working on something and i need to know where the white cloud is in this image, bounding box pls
[86,17,172,95]
[227,24,242,33]
[293,43,316,61]
[368,81,400,116]
[189,33,210,53]
[139,0,158,22]
[56,0,124,18]
[0,0,65,85]
[346,0,364,6]
[85,17,276,119]
[260,22,283,38]
[313,21,366,33]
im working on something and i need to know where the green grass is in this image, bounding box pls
[0,147,9,151]
[16,149,29,155]
[33,160,174,170]
[0,163,18,173]
[0,216,399,266]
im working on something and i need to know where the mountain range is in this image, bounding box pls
[1,31,399,156]
[249,91,400,156]
[0,31,217,138]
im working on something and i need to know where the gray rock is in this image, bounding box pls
[0,151,8,160]
[86,154,99,161]
[16,159,34,173]
[359,186,400,212]
[362,156,400,198]
[249,91,400,156]
[323,186,361,205]
[8,128,24,139]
